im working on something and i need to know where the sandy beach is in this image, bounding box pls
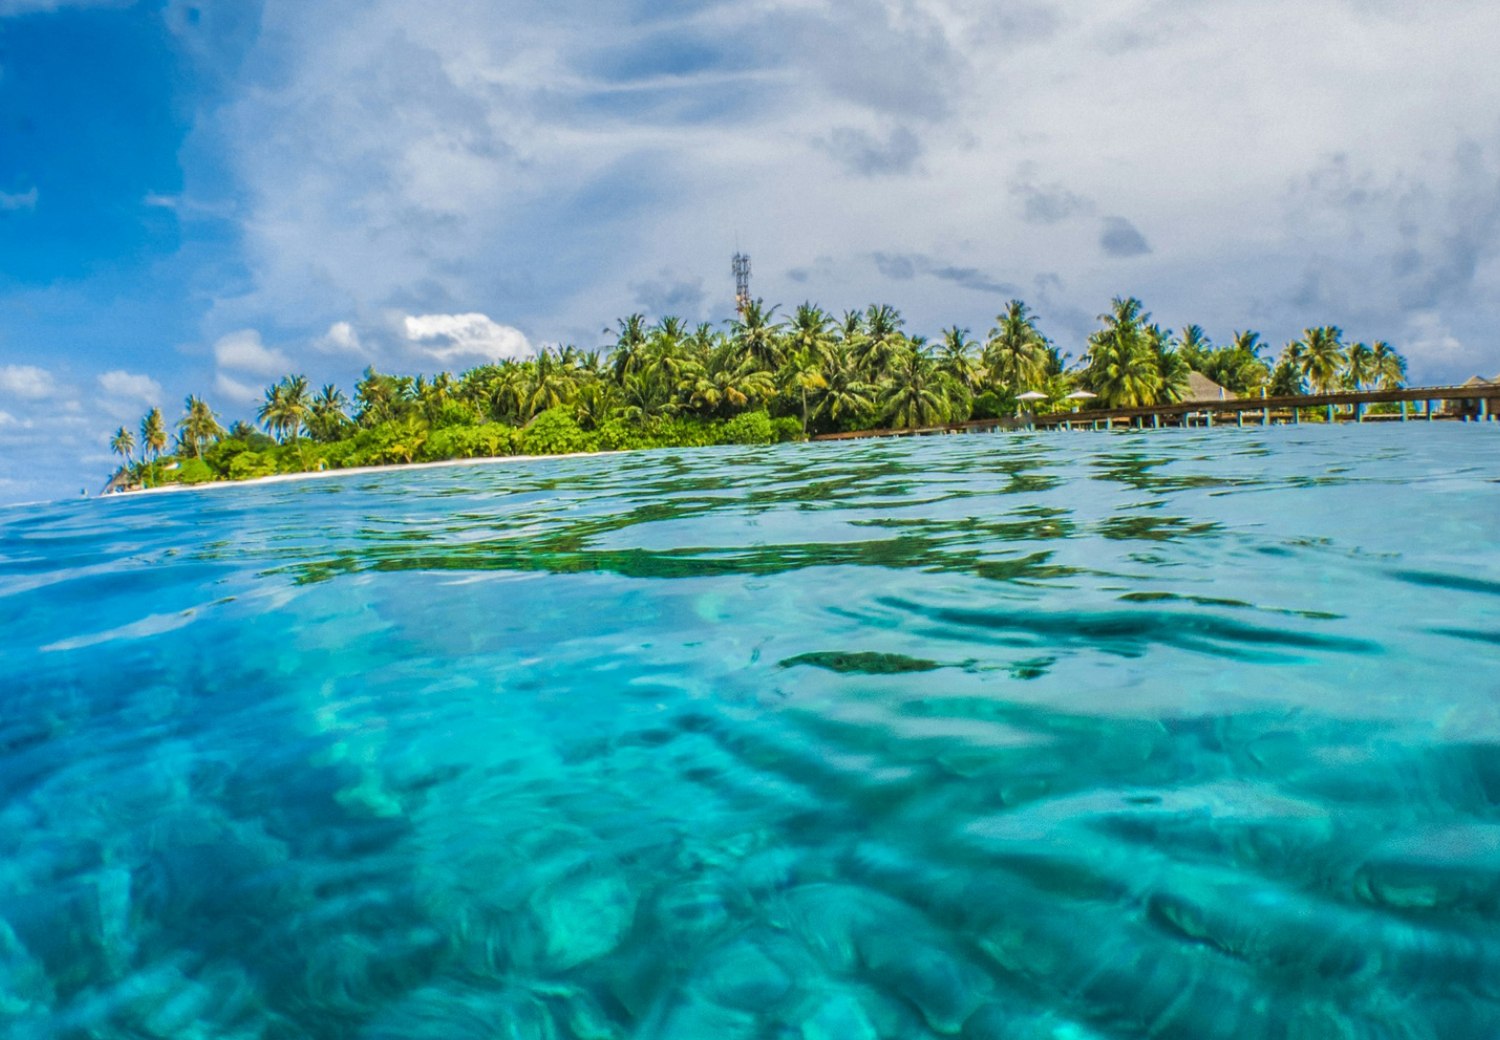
[114,449,625,498]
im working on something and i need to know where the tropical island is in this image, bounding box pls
[106,296,1411,491]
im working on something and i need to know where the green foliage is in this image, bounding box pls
[971,389,1016,420]
[228,451,278,480]
[769,416,803,443]
[520,408,590,456]
[174,458,216,485]
[420,423,517,461]
[718,410,774,445]
[104,292,1414,491]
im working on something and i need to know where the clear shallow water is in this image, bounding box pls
[3,426,1500,1039]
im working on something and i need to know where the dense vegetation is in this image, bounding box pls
[107,296,1409,489]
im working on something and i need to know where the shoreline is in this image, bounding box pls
[114,448,627,498]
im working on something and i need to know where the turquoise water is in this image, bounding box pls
[3,426,1499,1038]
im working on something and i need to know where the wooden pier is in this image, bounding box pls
[812,384,1500,441]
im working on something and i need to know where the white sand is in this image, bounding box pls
[114,449,624,498]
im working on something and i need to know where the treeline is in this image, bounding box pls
[107,296,1409,488]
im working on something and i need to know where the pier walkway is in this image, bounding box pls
[812,384,1500,441]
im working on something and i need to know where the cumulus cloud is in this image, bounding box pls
[214,372,262,406]
[213,329,292,377]
[1100,217,1152,259]
[174,0,1500,385]
[402,313,533,365]
[97,370,162,404]
[313,321,368,357]
[0,364,56,400]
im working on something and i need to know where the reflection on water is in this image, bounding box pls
[2,425,1499,1038]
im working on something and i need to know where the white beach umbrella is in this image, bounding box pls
[1016,391,1048,401]
[1065,389,1097,413]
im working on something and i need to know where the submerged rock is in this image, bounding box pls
[779,651,943,674]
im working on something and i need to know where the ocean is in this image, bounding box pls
[3,425,1498,1038]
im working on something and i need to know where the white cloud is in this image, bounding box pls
[402,312,533,365]
[0,410,16,427]
[0,187,38,211]
[214,371,263,406]
[166,0,1500,383]
[313,320,367,357]
[0,364,56,400]
[213,329,292,376]
[97,370,163,405]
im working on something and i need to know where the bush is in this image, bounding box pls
[594,418,649,452]
[351,420,428,464]
[431,400,483,429]
[204,437,257,477]
[174,458,216,485]
[717,410,774,446]
[419,423,517,461]
[228,451,278,480]
[519,408,590,455]
[970,391,1016,421]
[770,416,804,443]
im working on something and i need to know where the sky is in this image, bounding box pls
[2,0,1499,503]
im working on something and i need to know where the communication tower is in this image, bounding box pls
[732,252,751,315]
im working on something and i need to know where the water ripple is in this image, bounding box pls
[1,426,1498,1037]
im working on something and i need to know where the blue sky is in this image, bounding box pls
[2,0,1499,502]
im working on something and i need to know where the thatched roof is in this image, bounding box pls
[1184,371,1236,402]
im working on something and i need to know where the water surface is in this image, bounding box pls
[3,426,1499,1038]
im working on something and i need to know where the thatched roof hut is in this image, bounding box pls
[1184,372,1236,403]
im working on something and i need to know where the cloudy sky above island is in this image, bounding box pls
[2,0,1499,501]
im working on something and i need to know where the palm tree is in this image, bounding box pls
[259,375,312,442]
[880,345,951,428]
[176,395,224,458]
[787,303,835,368]
[526,349,577,418]
[1202,330,1270,394]
[1176,324,1212,371]
[813,345,877,431]
[1081,297,1161,407]
[688,342,775,418]
[1343,342,1375,390]
[483,361,528,424]
[1371,341,1407,390]
[935,326,980,392]
[777,345,828,433]
[110,426,135,470]
[610,314,648,382]
[620,367,675,426]
[1297,326,1346,394]
[853,303,904,377]
[572,380,619,430]
[140,407,168,463]
[309,384,351,442]
[731,299,784,372]
[1147,325,1191,404]
[984,300,1047,391]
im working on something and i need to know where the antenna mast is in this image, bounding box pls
[732,251,751,315]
